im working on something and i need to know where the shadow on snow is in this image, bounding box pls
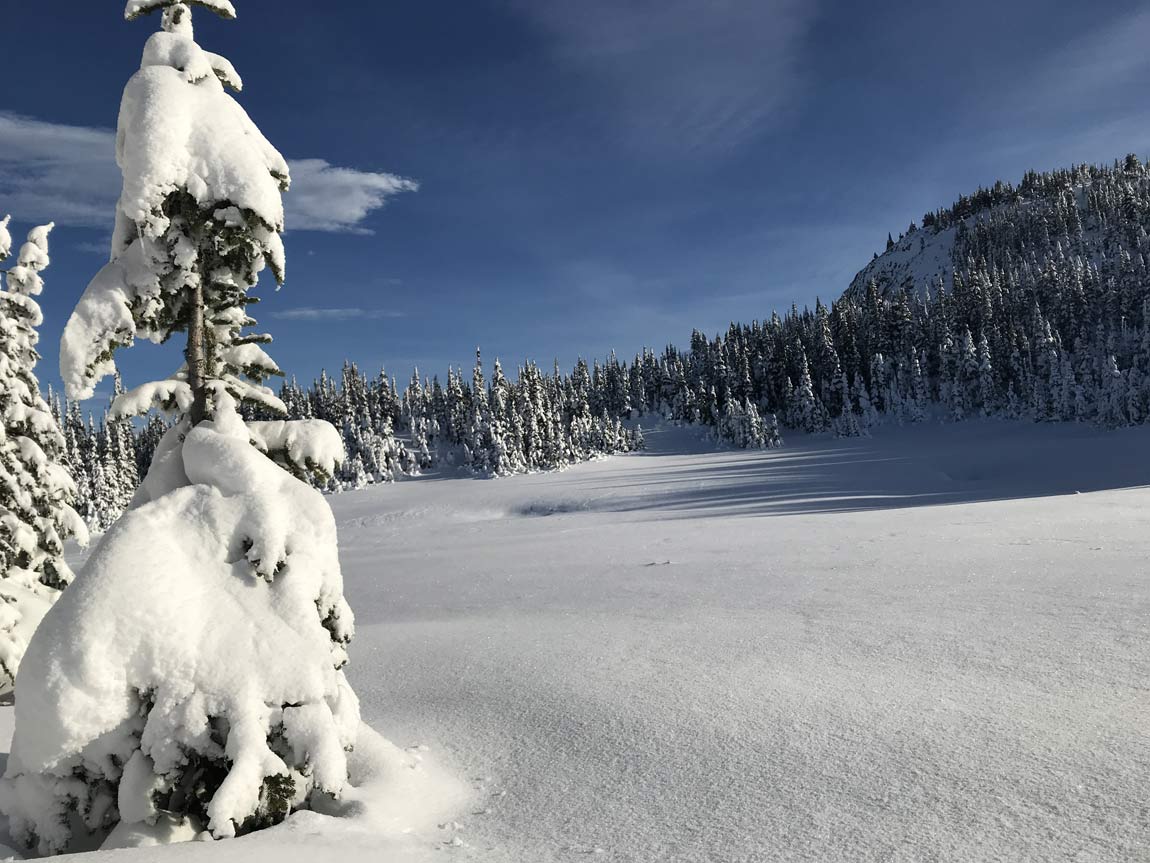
[564,419,1150,519]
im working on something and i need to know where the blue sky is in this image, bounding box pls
[3,0,1150,400]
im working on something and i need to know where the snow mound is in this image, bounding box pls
[0,397,359,855]
[0,710,470,861]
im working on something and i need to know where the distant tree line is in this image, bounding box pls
[54,155,1150,529]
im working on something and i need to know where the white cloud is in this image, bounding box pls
[0,114,121,228]
[286,160,418,233]
[509,0,819,156]
[0,114,416,233]
[271,307,407,321]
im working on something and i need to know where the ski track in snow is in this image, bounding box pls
[5,419,1150,861]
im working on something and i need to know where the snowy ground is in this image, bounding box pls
[6,419,1150,860]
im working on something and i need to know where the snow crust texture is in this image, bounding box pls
[334,421,1150,862]
[0,397,357,854]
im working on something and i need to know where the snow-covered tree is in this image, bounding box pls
[717,397,767,449]
[1098,355,1128,429]
[61,0,288,421]
[764,413,784,448]
[976,333,996,416]
[0,220,88,693]
[853,373,879,431]
[907,351,928,423]
[1,4,362,853]
[831,367,861,438]
[791,350,827,433]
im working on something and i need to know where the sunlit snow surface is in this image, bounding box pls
[6,419,1150,860]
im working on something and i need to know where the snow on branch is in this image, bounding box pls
[247,418,345,483]
[59,247,141,402]
[125,0,237,21]
[112,379,194,418]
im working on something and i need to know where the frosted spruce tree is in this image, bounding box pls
[1,2,361,854]
[0,219,88,693]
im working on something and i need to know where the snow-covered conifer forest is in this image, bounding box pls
[52,155,1150,527]
[0,1,1145,861]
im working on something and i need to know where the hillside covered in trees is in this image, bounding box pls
[57,155,1150,528]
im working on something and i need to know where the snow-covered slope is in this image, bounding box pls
[847,159,1150,300]
[847,225,957,298]
[6,420,1149,860]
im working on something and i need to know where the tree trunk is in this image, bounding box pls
[187,280,208,425]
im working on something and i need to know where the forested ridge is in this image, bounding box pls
[57,155,1150,525]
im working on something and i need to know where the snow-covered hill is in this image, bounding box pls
[847,224,958,298]
[846,157,1150,300]
[15,419,1149,861]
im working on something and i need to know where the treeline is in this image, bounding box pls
[51,351,653,527]
[275,353,645,489]
[921,153,1146,234]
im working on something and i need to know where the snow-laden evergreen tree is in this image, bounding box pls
[488,358,523,474]
[976,333,996,417]
[1098,355,1128,429]
[832,367,861,438]
[467,349,492,474]
[791,350,827,433]
[1,3,362,853]
[61,0,287,420]
[853,373,879,431]
[764,413,784,448]
[0,221,87,694]
[907,351,928,423]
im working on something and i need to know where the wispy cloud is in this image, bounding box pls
[0,114,121,227]
[287,160,418,233]
[75,239,114,256]
[937,7,1150,186]
[509,0,819,156]
[1032,8,1150,112]
[271,307,407,321]
[0,114,417,233]
[961,8,1150,152]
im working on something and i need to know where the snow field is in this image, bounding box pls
[338,420,1150,861]
[4,418,1148,861]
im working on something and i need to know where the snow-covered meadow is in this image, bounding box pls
[12,418,1145,861]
